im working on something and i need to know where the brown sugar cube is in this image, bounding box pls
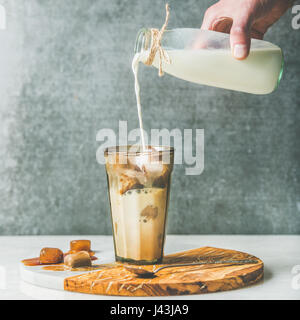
[39,248,64,264]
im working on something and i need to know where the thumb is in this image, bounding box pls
[230,18,251,60]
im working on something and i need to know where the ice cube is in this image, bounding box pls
[70,240,91,252]
[140,205,158,220]
[152,165,170,188]
[64,251,91,268]
[119,173,143,195]
[39,248,64,264]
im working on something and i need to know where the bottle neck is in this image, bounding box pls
[134,28,152,54]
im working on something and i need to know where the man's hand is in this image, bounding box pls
[201,0,294,60]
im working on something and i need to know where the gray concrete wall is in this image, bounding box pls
[0,0,299,235]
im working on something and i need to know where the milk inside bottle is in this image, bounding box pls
[134,28,283,95]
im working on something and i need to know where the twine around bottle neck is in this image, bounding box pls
[144,3,171,77]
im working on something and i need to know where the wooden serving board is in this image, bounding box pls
[64,247,263,296]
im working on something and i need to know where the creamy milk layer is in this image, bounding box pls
[110,187,167,262]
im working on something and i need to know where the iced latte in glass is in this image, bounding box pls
[104,145,174,264]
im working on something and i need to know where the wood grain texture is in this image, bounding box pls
[64,246,264,296]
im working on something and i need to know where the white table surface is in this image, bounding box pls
[0,235,299,300]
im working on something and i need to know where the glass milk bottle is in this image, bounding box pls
[134,28,283,95]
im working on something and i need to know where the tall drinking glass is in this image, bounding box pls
[104,145,174,265]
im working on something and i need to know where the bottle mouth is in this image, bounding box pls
[134,28,151,53]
